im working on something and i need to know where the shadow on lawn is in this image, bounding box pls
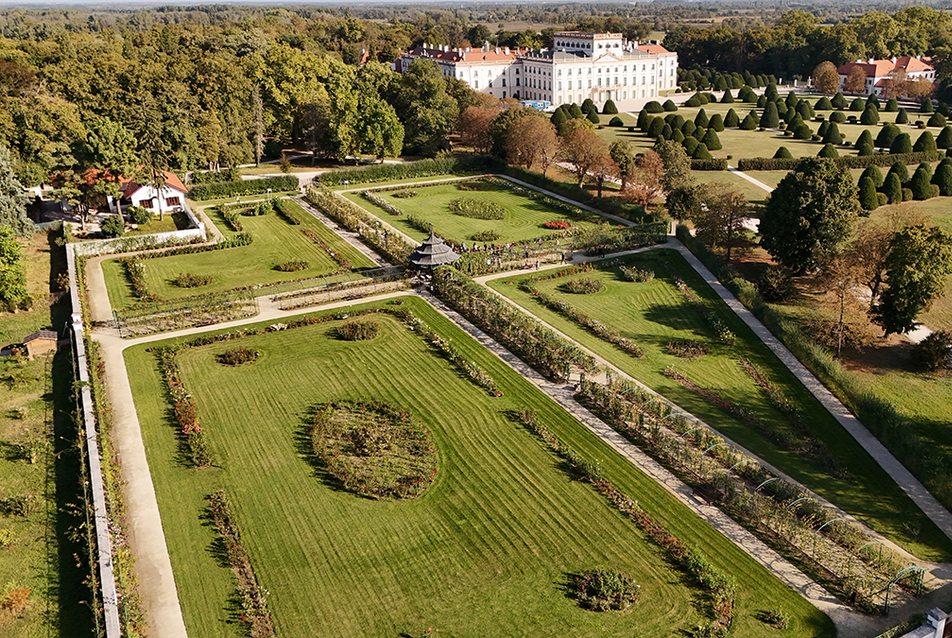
[642,302,710,336]
[198,504,252,630]
[292,415,361,498]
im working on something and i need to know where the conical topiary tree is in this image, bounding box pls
[644,100,664,113]
[648,117,665,138]
[708,113,725,132]
[932,160,952,196]
[724,109,740,128]
[921,98,934,113]
[896,108,909,124]
[914,130,937,152]
[551,109,567,130]
[582,98,595,112]
[714,75,728,91]
[876,123,900,149]
[910,163,936,199]
[684,95,701,108]
[661,123,673,139]
[765,83,778,101]
[817,120,830,137]
[890,133,913,154]
[937,126,952,149]
[701,128,722,150]
[793,123,813,139]
[861,164,884,188]
[672,129,685,144]
[858,176,880,211]
[816,96,833,110]
[774,146,793,159]
[740,112,758,130]
[822,121,843,145]
[682,120,697,137]
[866,94,880,110]
[818,143,839,158]
[682,136,699,156]
[721,89,734,103]
[832,92,847,109]
[662,99,678,112]
[797,100,815,120]
[850,97,865,112]
[569,104,584,119]
[885,98,899,112]
[692,142,713,159]
[857,141,875,156]
[760,101,780,128]
[756,95,767,108]
[637,109,649,130]
[694,109,709,128]
[888,161,910,184]
[785,91,799,108]
[882,172,903,203]
[830,110,846,123]
[603,99,619,114]
[609,116,624,127]
[861,106,880,125]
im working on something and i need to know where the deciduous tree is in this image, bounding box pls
[0,226,28,311]
[843,66,867,94]
[621,150,664,207]
[0,146,33,237]
[506,116,559,176]
[692,182,751,263]
[561,128,613,191]
[458,106,498,154]
[813,61,840,95]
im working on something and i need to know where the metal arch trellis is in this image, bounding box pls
[755,476,782,492]
[881,565,924,614]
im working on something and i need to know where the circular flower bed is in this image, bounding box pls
[308,398,436,500]
[573,568,640,611]
[174,272,212,288]
[335,320,380,341]
[216,347,260,366]
[449,198,505,220]
[562,277,604,294]
[471,230,501,242]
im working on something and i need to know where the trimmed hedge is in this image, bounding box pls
[188,175,299,201]
[737,150,943,171]
[690,159,728,170]
[316,156,496,187]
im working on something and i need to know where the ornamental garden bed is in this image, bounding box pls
[101,199,375,311]
[489,250,952,562]
[345,176,607,246]
[124,296,830,638]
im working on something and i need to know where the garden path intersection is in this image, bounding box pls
[84,192,952,638]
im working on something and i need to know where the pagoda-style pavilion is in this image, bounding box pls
[408,232,460,271]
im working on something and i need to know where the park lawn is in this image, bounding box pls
[488,249,952,561]
[101,199,376,310]
[123,211,192,237]
[185,191,300,208]
[125,297,833,638]
[345,178,607,245]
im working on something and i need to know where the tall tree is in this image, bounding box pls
[810,254,877,358]
[395,59,458,157]
[874,224,952,335]
[692,183,751,263]
[609,141,638,190]
[505,116,559,176]
[621,150,664,207]
[560,128,613,190]
[843,66,868,94]
[813,61,840,95]
[760,158,860,273]
[251,85,265,167]
[0,146,33,237]
[458,106,499,154]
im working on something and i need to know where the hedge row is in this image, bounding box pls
[690,159,729,170]
[737,150,943,172]
[188,175,299,200]
[315,156,498,187]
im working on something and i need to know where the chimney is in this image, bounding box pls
[504,47,510,55]
[483,41,490,52]
[891,56,897,63]
[868,58,875,64]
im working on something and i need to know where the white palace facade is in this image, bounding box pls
[398,31,678,111]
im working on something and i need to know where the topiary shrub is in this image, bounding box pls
[684,95,701,108]
[758,266,796,302]
[912,330,952,371]
[759,102,779,128]
[937,126,952,149]
[701,128,722,150]
[587,110,600,124]
[914,130,937,152]
[902,187,914,201]
[860,164,884,188]
[724,109,740,128]
[101,214,125,238]
[816,96,833,110]
[662,99,677,112]
[861,106,880,125]
[818,143,839,158]
[850,98,865,112]
[672,129,685,144]
[721,89,734,103]
[858,176,879,211]
[603,99,618,114]
[682,136,699,156]
[694,109,709,128]
[609,116,624,127]
[708,113,725,132]
[876,123,900,149]
[896,108,909,124]
[773,146,793,159]
[739,113,758,130]
[928,112,947,128]
[882,172,903,203]
[877,192,888,207]
[829,110,846,123]
[921,98,934,113]
[644,100,664,113]
[793,123,813,139]
[757,95,767,108]
[681,120,697,137]
[885,98,899,112]
[888,161,910,183]
[910,164,936,199]
[822,122,843,145]
[932,160,952,195]
[890,133,913,154]
[692,142,713,160]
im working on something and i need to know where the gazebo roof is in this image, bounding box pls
[409,232,460,268]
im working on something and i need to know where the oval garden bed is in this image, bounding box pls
[307,398,436,500]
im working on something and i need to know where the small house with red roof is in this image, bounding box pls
[119,170,188,214]
[837,56,936,96]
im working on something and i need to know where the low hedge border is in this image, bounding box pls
[189,175,299,201]
[737,150,942,172]
[691,159,729,170]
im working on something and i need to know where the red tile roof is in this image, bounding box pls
[119,170,188,199]
[637,44,671,55]
[837,57,934,78]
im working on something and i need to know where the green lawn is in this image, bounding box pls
[125,297,833,638]
[344,179,607,245]
[488,250,952,561]
[102,199,376,310]
[123,211,192,237]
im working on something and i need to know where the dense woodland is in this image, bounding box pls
[1,2,952,190]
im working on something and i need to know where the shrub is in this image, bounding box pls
[450,198,505,220]
[275,260,309,272]
[922,98,934,113]
[273,198,302,224]
[608,116,624,127]
[858,176,879,211]
[860,164,884,188]
[736,150,942,171]
[665,339,709,358]
[684,95,701,108]
[822,121,843,144]
[619,265,655,282]
[816,96,832,110]
[937,126,952,149]
[647,117,665,138]
[724,109,739,127]
[682,136,699,155]
[335,320,380,341]
[471,230,500,242]
[708,113,725,132]
[932,161,952,195]
[877,192,888,207]
[914,130,937,152]
[672,129,686,144]
[188,175,299,200]
[829,110,846,123]
[662,99,677,112]
[831,92,847,109]
[860,106,880,125]
[720,89,734,103]
[912,331,952,371]
[573,568,640,612]
[903,187,914,201]
[562,277,604,294]
[758,266,795,302]
[928,112,947,128]
[603,99,618,114]
[644,100,663,113]
[818,143,839,158]
[739,113,757,130]
[129,205,152,225]
[701,128,722,150]
[793,123,813,139]
[216,347,260,366]
[896,108,909,124]
[694,109,709,128]
[762,608,790,629]
[773,146,793,159]
[173,272,213,288]
[681,120,697,137]
[910,164,936,199]
[692,143,713,160]
[890,133,913,154]
[690,159,728,170]
[888,161,910,183]
[100,214,125,238]
[850,97,865,112]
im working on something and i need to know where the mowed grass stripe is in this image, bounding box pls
[126,298,832,637]
[490,250,952,561]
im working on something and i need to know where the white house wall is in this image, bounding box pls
[129,185,187,212]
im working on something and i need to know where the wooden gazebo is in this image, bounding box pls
[408,232,460,271]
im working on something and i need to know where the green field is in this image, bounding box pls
[101,199,376,310]
[345,179,607,245]
[488,250,952,561]
[125,297,833,637]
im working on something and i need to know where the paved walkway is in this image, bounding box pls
[727,164,775,193]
